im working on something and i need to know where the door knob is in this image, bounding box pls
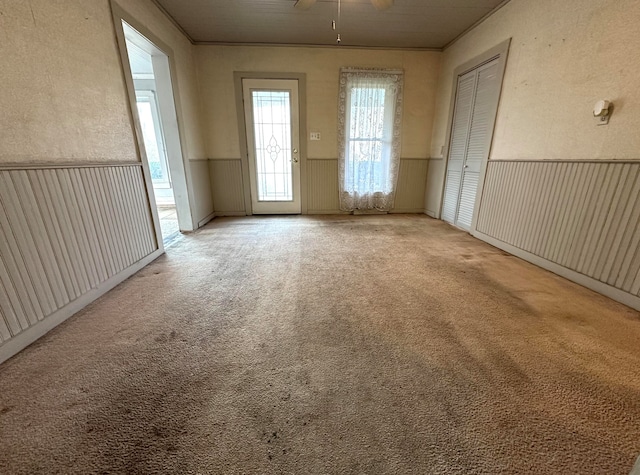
[291,156,299,163]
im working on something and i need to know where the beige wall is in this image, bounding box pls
[196,45,441,160]
[1,0,211,223]
[426,0,640,214]
[0,0,136,163]
[0,0,207,164]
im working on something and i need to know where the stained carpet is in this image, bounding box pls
[0,215,639,474]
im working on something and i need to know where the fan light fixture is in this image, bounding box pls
[294,0,394,45]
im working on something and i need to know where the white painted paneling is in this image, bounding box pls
[476,160,640,305]
[209,159,246,215]
[392,159,429,213]
[189,160,215,226]
[307,159,340,213]
[0,164,158,361]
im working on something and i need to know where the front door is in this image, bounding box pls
[242,79,301,214]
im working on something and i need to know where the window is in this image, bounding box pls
[135,90,171,188]
[338,69,403,211]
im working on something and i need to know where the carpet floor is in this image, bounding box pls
[0,215,639,474]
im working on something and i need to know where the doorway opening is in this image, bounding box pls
[120,21,184,246]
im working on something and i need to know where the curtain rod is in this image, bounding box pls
[340,67,404,74]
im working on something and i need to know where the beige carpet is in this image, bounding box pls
[0,215,639,474]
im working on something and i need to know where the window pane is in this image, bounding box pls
[349,87,386,141]
[136,99,168,184]
[338,70,403,210]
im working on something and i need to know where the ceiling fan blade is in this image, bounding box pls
[294,0,317,10]
[370,0,394,11]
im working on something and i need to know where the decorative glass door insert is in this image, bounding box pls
[252,91,292,201]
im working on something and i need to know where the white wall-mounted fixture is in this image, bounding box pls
[593,99,611,125]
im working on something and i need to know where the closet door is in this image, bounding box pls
[442,71,475,224]
[442,58,500,231]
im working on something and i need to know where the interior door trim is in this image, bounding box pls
[111,0,197,234]
[242,78,301,214]
[439,38,511,231]
[234,72,308,215]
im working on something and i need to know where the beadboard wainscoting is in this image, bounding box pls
[209,158,428,215]
[189,159,216,228]
[0,163,161,363]
[474,159,640,311]
[307,158,429,214]
[209,159,246,216]
[307,159,341,214]
[393,159,429,213]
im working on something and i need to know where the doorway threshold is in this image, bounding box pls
[163,231,183,249]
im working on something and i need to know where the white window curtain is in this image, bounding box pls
[338,68,404,212]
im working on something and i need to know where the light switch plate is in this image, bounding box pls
[310,132,321,141]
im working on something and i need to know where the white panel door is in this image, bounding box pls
[243,79,301,214]
[442,58,500,231]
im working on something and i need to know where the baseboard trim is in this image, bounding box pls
[425,210,437,218]
[389,208,426,214]
[308,210,426,215]
[214,211,247,217]
[197,212,216,228]
[0,249,164,365]
[307,210,345,215]
[473,231,640,312]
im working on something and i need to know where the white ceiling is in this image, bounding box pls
[153,0,508,49]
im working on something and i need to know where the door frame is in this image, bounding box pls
[242,78,301,214]
[110,1,196,239]
[439,39,511,232]
[234,72,308,215]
